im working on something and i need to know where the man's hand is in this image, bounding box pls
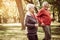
[41,23,45,26]
[52,18,55,21]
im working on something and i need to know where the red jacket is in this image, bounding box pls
[37,8,52,25]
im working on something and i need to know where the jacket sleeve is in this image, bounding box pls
[37,10,44,24]
[29,16,37,23]
[37,10,44,17]
[25,16,35,27]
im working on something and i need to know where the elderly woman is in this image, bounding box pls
[24,4,38,40]
[37,1,51,40]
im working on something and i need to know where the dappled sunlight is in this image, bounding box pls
[0,0,19,23]
[0,0,60,40]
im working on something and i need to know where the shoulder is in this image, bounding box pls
[38,8,45,14]
[39,8,45,12]
[25,11,31,16]
[25,12,31,19]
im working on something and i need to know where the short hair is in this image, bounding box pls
[42,1,49,7]
[26,4,35,11]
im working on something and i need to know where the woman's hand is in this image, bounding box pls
[35,24,38,27]
[35,24,38,29]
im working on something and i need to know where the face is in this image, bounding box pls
[29,7,35,13]
[45,3,49,8]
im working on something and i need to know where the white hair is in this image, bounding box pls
[42,1,49,7]
[26,4,35,11]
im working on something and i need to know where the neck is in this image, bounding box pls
[30,11,34,14]
[43,7,48,10]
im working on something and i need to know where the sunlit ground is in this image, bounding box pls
[0,24,44,40]
[0,23,60,40]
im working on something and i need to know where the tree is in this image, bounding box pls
[56,0,60,22]
[15,0,25,30]
[0,0,2,7]
[46,0,60,22]
[25,0,34,4]
[25,0,38,13]
[0,0,2,23]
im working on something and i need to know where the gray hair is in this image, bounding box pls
[26,4,35,11]
[42,1,49,7]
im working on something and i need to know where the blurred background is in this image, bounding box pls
[0,0,60,40]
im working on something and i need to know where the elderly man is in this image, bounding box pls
[24,4,38,40]
[37,1,52,40]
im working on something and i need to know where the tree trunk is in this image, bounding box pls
[26,0,33,4]
[15,0,25,30]
[56,0,60,22]
[0,0,2,7]
[58,10,60,22]
[39,0,41,6]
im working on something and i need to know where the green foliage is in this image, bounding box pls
[46,0,60,22]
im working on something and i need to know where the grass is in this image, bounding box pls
[0,25,44,40]
[0,25,60,40]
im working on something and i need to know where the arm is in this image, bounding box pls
[25,16,35,27]
[37,10,44,24]
[37,10,44,17]
[29,16,37,23]
[51,18,55,21]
